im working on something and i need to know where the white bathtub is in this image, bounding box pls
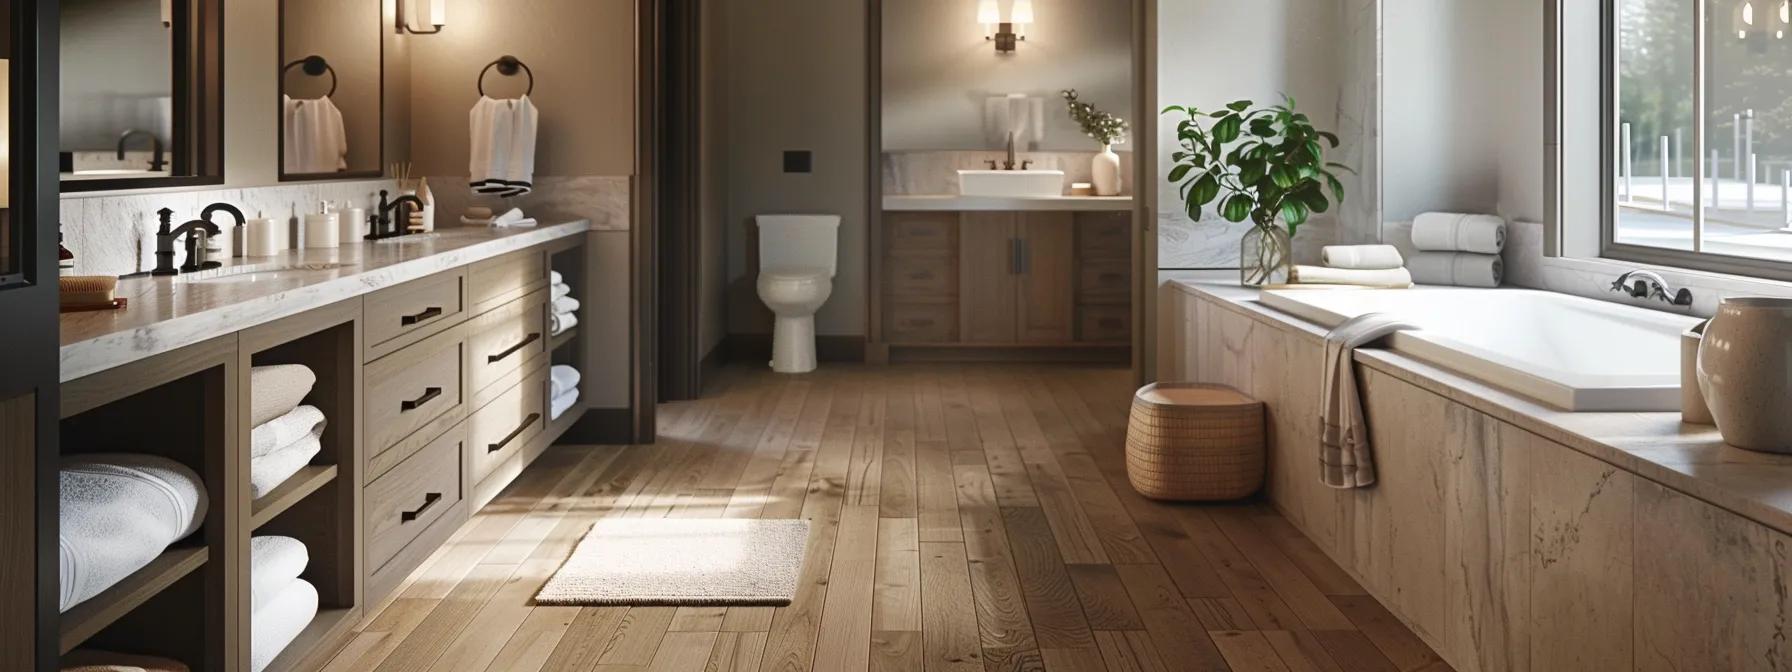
[1258,287,1705,412]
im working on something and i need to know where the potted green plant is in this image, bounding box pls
[1162,98,1348,287]
[1063,89,1128,196]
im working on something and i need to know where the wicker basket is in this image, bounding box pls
[1125,383,1265,501]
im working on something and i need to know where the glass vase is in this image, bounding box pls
[1239,224,1292,287]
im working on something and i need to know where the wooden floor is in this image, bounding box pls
[322,365,1451,672]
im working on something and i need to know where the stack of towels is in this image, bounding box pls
[60,454,208,613]
[61,650,192,671]
[1292,245,1415,287]
[550,271,579,336]
[250,536,317,672]
[551,365,581,421]
[469,95,538,198]
[250,365,326,500]
[1404,212,1505,288]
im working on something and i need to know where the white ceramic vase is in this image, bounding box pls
[1092,144,1121,196]
[1697,297,1792,452]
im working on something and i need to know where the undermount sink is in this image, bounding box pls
[177,262,353,283]
[957,170,1066,198]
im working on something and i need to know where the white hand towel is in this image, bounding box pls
[1411,213,1506,254]
[1320,313,1417,489]
[1320,245,1405,270]
[502,96,538,197]
[59,455,208,612]
[550,270,564,285]
[250,406,327,459]
[551,365,582,399]
[250,365,316,428]
[1406,252,1503,288]
[551,311,580,336]
[1288,266,1414,288]
[250,536,309,614]
[250,430,323,500]
[469,97,510,194]
[553,295,581,315]
[282,96,347,174]
[250,579,319,672]
[551,388,580,421]
[551,283,572,301]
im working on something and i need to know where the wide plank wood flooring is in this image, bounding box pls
[324,365,1449,672]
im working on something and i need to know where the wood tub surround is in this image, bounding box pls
[1171,280,1792,671]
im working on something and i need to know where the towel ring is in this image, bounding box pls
[282,55,337,98]
[477,56,534,97]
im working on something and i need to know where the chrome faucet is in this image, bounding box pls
[151,208,224,276]
[117,129,167,172]
[371,190,426,240]
[1611,270,1694,307]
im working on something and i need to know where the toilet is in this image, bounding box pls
[756,215,840,374]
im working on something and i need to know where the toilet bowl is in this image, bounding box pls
[755,215,840,373]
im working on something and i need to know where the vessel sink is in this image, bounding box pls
[957,170,1066,198]
[179,262,353,283]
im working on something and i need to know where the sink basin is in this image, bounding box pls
[178,262,353,283]
[957,170,1066,198]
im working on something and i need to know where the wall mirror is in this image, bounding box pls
[279,0,383,180]
[59,0,224,192]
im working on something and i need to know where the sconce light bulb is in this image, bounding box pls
[1011,0,1035,24]
[977,0,1001,26]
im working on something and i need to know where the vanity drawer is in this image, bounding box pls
[364,324,468,479]
[1078,261,1131,304]
[886,257,956,297]
[364,422,464,580]
[885,213,958,252]
[1079,305,1132,343]
[467,289,548,395]
[885,301,958,344]
[469,248,549,315]
[1076,213,1132,260]
[469,366,548,486]
[365,269,468,360]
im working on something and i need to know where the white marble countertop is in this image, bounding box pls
[60,220,590,383]
[1169,278,1792,538]
[883,194,1134,212]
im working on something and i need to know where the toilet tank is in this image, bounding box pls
[757,215,841,277]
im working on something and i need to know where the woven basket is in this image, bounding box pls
[1125,383,1265,501]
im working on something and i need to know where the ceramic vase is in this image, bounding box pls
[1682,319,1714,425]
[1092,144,1121,196]
[1239,225,1291,287]
[1697,297,1792,452]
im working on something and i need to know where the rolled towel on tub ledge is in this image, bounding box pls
[1407,252,1503,288]
[1412,212,1507,254]
[1319,245,1405,270]
[1288,266,1414,288]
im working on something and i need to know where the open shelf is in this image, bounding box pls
[549,326,578,352]
[251,465,340,530]
[259,607,361,672]
[59,547,208,654]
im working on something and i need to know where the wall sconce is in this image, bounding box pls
[399,0,446,35]
[980,0,1033,54]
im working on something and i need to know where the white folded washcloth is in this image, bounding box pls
[250,406,326,459]
[1406,252,1503,288]
[551,388,580,421]
[1321,313,1417,489]
[551,283,572,301]
[250,579,319,672]
[1320,245,1405,270]
[1288,266,1414,288]
[550,270,563,285]
[250,428,324,500]
[60,455,209,612]
[250,536,309,613]
[551,311,580,336]
[501,218,539,228]
[249,365,316,428]
[553,295,581,315]
[1411,212,1506,254]
[493,208,526,225]
[551,365,582,399]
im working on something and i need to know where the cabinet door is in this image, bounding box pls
[1016,212,1075,343]
[959,212,1018,343]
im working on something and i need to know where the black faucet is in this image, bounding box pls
[1611,270,1694,307]
[150,208,224,275]
[201,202,247,231]
[371,190,426,240]
[117,129,167,172]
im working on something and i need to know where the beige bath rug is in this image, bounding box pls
[535,518,810,606]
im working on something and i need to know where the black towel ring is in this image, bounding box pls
[282,55,337,98]
[477,56,535,98]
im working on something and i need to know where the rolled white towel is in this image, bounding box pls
[551,283,571,301]
[1320,245,1405,270]
[1288,266,1414,288]
[551,388,580,421]
[1406,252,1503,288]
[551,311,580,336]
[60,650,191,672]
[250,406,326,459]
[1411,213,1506,254]
[251,536,309,613]
[250,579,319,672]
[251,430,323,500]
[550,270,564,285]
[553,295,581,315]
[551,365,582,399]
[249,365,316,428]
[59,455,209,612]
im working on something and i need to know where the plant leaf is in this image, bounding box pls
[1212,115,1242,143]
[1326,173,1346,202]
[1227,100,1253,112]
[1282,199,1310,227]
[1221,194,1255,222]
[1191,173,1222,206]
[1318,131,1340,147]
[1302,185,1331,213]
[1269,165,1296,189]
[1168,164,1192,184]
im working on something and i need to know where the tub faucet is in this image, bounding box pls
[1610,270,1693,307]
[117,129,166,172]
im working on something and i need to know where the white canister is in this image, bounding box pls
[1698,297,1792,452]
[304,213,340,249]
[245,218,283,257]
[339,207,366,244]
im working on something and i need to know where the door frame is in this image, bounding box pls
[654,0,704,402]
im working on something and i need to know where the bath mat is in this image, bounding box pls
[535,518,810,606]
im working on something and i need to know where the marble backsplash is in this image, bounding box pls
[423,175,632,233]
[881,150,1136,196]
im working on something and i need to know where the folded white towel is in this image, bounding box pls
[250,365,316,428]
[551,388,580,421]
[251,536,309,614]
[1406,252,1503,288]
[1320,245,1405,270]
[250,406,326,459]
[553,295,581,315]
[551,365,582,399]
[1288,266,1414,288]
[1411,212,1506,254]
[60,455,208,612]
[550,270,563,285]
[250,579,319,672]
[500,218,539,228]
[1320,313,1417,489]
[60,650,191,672]
[551,311,580,336]
[251,430,323,500]
[494,208,526,225]
[551,283,571,301]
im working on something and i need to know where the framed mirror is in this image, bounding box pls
[279,0,383,180]
[59,0,224,191]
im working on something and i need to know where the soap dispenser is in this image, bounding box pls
[303,200,340,249]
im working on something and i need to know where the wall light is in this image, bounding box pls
[981,0,1034,54]
[399,0,446,35]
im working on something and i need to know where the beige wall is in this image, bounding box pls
[699,0,729,356]
[283,0,385,172]
[724,0,869,338]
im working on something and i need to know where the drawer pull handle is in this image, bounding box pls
[402,306,444,326]
[401,387,443,412]
[401,492,443,523]
[487,333,542,363]
[488,413,542,453]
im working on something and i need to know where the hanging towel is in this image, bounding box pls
[250,365,316,428]
[553,295,581,316]
[282,96,347,174]
[551,388,580,421]
[250,579,319,672]
[551,365,582,399]
[61,650,191,672]
[250,536,309,614]
[60,455,208,612]
[1406,252,1503,288]
[550,311,580,336]
[1411,213,1506,254]
[251,428,324,500]
[1320,245,1405,270]
[551,283,572,301]
[1288,266,1414,288]
[250,406,326,459]
[469,96,538,197]
[1320,313,1417,489]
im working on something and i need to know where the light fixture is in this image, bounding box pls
[399,0,446,35]
[981,0,1033,54]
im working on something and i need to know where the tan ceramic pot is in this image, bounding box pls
[1698,297,1792,452]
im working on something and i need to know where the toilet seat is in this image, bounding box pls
[759,267,830,283]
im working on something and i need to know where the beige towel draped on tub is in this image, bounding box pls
[1320,313,1416,489]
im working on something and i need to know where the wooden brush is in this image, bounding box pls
[60,275,119,310]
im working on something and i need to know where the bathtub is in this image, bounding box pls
[1258,287,1705,412]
